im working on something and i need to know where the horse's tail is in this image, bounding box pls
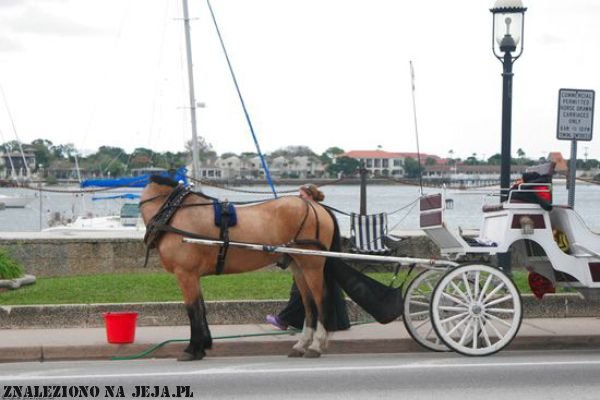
[324,208,404,325]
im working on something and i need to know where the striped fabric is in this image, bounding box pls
[349,212,391,254]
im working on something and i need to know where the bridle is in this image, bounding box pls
[139,193,168,207]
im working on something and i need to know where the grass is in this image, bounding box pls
[0,269,539,306]
[0,250,24,280]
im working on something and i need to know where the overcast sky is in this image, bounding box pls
[0,0,598,161]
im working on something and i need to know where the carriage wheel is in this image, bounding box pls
[402,268,450,352]
[430,264,522,356]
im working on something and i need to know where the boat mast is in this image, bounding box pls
[181,0,201,181]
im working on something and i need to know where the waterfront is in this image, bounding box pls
[1,182,600,234]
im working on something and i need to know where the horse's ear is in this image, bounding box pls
[149,174,179,188]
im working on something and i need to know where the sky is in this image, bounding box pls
[0,0,599,161]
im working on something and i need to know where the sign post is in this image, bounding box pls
[557,88,595,207]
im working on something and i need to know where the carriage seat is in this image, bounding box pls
[507,162,555,211]
[349,212,393,254]
[550,206,600,258]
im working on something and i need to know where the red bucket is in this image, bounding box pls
[103,312,138,344]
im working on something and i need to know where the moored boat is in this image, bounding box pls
[0,194,35,208]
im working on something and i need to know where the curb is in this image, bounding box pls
[2,293,600,329]
[4,333,600,363]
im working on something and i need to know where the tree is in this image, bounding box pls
[0,140,21,153]
[129,148,154,169]
[425,157,437,166]
[270,145,316,158]
[320,146,345,164]
[51,143,78,160]
[185,137,216,161]
[403,157,422,178]
[30,138,54,169]
[487,153,502,165]
[464,154,479,166]
[95,146,127,161]
[326,156,359,177]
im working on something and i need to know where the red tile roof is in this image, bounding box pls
[343,150,441,160]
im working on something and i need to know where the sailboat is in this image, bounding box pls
[43,195,144,232]
[0,153,35,208]
[43,1,198,231]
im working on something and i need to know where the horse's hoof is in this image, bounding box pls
[287,348,305,358]
[177,351,205,361]
[303,349,321,358]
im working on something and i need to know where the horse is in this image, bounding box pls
[139,175,337,361]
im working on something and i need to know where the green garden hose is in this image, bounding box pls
[111,320,375,361]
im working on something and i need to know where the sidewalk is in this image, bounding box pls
[2,318,600,363]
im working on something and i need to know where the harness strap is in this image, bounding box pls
[287,198,328,251]
[144,185,191,250]
[216,201,231,275]
[142,223,214,268]
[306,201,320,241]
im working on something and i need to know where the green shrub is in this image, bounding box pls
[0,250,24,280]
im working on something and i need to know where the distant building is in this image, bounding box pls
[0,152,36,178]
[131,167,168,176]
[197,154,325,180]
[47,159,89,180]
[341,150,442,177]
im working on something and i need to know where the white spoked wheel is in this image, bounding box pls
[403,268,450,352]
[430,264,522,356]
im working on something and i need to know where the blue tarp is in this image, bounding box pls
[81,167,188,189]
[91,193,141,201]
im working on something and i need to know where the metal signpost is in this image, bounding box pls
[557,88,595,207]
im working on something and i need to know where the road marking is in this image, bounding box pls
[2,358,600,381]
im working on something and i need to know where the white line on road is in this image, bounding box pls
[2,358,600,381]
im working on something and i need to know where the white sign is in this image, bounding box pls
[557,88,595,141]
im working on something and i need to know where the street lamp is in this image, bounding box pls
[490,0,527,202]
[491,0,527,276]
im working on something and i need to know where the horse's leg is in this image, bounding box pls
[288,265,316,358]
[175,270,212,361]
[298,260,328,359]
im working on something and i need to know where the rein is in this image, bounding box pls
[139,193,167,207]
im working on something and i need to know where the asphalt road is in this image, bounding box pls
[1,350,600,399]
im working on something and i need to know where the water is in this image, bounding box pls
[1,183,600,234]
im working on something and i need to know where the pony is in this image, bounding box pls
[139,176,337,361]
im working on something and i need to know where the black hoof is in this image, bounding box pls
[303,349,321,358]
[177,350,205,362]
[288,348,304,358]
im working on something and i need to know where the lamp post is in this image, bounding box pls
[491,0,527,201]
[491,0,527,276]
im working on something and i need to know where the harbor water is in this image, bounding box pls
[1,182,599,234]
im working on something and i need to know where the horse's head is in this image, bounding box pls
[139,174,181,223]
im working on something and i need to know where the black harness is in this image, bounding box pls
[143,184,192,267]
[213,200,236,275]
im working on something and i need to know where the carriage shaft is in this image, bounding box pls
[182,237,457,267]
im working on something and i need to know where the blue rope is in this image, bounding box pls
[206,0,277,198]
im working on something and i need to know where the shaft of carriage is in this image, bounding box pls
[182,237,459,268]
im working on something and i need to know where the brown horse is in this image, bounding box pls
[139,176,336,361]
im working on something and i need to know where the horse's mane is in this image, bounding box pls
[149,174,179,188]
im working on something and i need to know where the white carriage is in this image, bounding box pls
[407,182,600,356]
